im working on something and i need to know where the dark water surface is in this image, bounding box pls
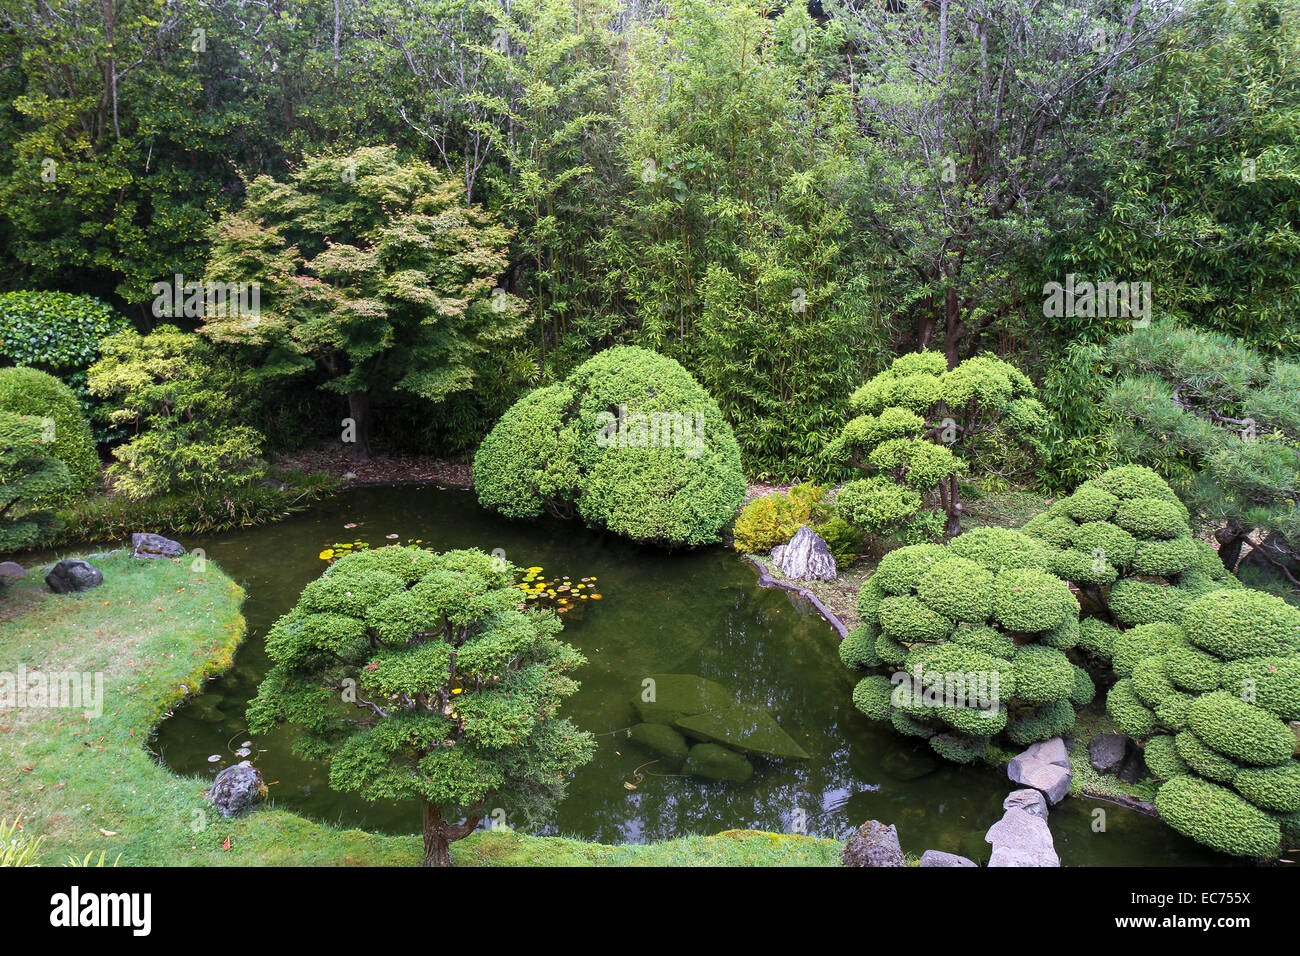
[151,485,1225,864]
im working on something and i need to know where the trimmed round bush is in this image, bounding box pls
[1130,537,1199,576]
[1070,521,1138,568]
[1186,691,1296,767]
[1219,656,1300,721]
[879,595,954,643]
[474,346,744,548]
[1108,678,1157,737]
[1069,665,1096,708]
[1144,734,1187,780]
[1233,761,1300,813]
[1062,484,1119,522]
[875,632,909,666]
[1077,618,1120,659]
[1162,642,1222,693]
[1174,730,1240,784]
[839,625,882,670]
[1108,578,1191,627]
[1131,656,1181,710]
[834,476,923,533]
[1012,644,1075,704]
[891,708,935,739]
[930,732,990,763]
[852,675,894,721]
[1182,589,1300,661]
[1113,497,1190,540]
[871,544,946,595]
[857,577,886,626]
[1156,774,1281,858]
[1111,622,1185,677]
[991,567,1076,632]
[1006,699,1076,745]
[0,366,98,497]
[1041,614,1080,650]
[1050,547,1118,586]
[915,557,994,622]
[950,623,1017,660]
[946,526,1052,571]
[1091,465,1186,505]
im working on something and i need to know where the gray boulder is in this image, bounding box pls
[771,525,837,583]
[841,820,904,867]
[1117,745,1148,784]
[1008,742,1073,805]
[0,561,26,580]
[920,850,977,867]
[131,532,185,559]
[1022,736,1071,769]
[1002,788,1049,820]
[207,761,267,818]
[1088,733,1131,775]
[985,807,1060,867]
[45,559,103,594]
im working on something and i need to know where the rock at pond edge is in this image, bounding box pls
[842,820,904,867]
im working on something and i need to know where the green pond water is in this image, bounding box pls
[151,484,1227,864]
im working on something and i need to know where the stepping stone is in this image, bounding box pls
[920,850,977,867]
[1007,753,1072,805]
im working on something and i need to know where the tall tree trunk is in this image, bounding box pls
[943,475,963,538]
[347,391,372,462]
[943,287,961,369]
[421,802,452,868]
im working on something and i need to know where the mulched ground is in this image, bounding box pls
[275,446,473,487]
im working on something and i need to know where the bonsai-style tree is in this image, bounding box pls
[825,352,1048,540]
[1105,587,1300,858]
[474,346,746,548]
[1103,322,1300,581]
[1023,465,1241,636]
[0,409,73,552]
[842,528,1094,764]
[202,146,528,460]
[246,546,595,867]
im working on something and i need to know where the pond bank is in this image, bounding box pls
[0,552,841,866]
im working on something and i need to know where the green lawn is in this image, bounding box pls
[0,553,842,866]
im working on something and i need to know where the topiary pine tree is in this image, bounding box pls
[0,410,73,553]
[1102,321,1300,580]
[1104,586,1300,858]
[201,145,529,461]
[824,352,1048,541]
[246,546,595,866]
[842,528,1093,764]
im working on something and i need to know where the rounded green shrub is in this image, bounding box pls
[857,577,886,626]
[1219,656,1300,721]
[879,595,954,643]
[834,477,923,534]
[991,567,1075,632]
[1174,730,1240,784]
[1069,665,1096,708]
[946,526,1052,571]
[1162,642,1222,693]
[929,732,990,763]
[1144,734,1187,780]
[839,625,882,670]
[1131,655,1181,709]
[1186,691,1296,767]
[1062,484,1119,522]
[1111,622,1185,677]
[852,675,894,720]
[1131,537,1199,576]
[1012,644,1075,704]
[0,366,98,496]
[1182,589,1300,661]
[1113,497,1190,540]
[1070,521,1138,568]
[1050,547,1118,586]
[1077,618,1119,659]
[1006,699,1076,745]
[1108,678,1157,737]
[915,557,995,623]
[1108,578,1191,627]
[474,346,744,548]
[1156,774,1281,858]
[875,632,909,666]
[950,623,1018,659]
[1041,614,1080,650]
[1233,761,1300,813]
[891,708,935,739]
[1091,465,1186,505]
[871,543,946,595]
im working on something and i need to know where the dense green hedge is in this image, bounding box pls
[475,347,746,548]
[0,366,98,497]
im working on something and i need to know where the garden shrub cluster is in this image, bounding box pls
[0,291,130,443]
[1101,587,1300,857]
[824,352,1048,542]
[1022,465,1239,630]
[0,367,98,498]
[841,527,1091,763]
[475,346,746,548]
[0,405,74,552]
[732,483,858,565]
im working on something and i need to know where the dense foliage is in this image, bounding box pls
[475,346,746,548]
[246,546,595,866]
[0,402,74,551]
[0,367,97,498]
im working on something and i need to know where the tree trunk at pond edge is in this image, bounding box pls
[347,391,372,462]
[944,287,962,370]
[1215,522,1246,573]
[422,802,452,868]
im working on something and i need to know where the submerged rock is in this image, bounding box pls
[207,761,267,818]
[45,559,103,594]
[131,532,185,559]
[634,674,734,725]
[682,743,753,783]
[841,820,904,867]
[771,525,837,582]
[673,704,810,760]
[628,723,690,770]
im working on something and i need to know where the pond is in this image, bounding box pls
[152,484,1227,865]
